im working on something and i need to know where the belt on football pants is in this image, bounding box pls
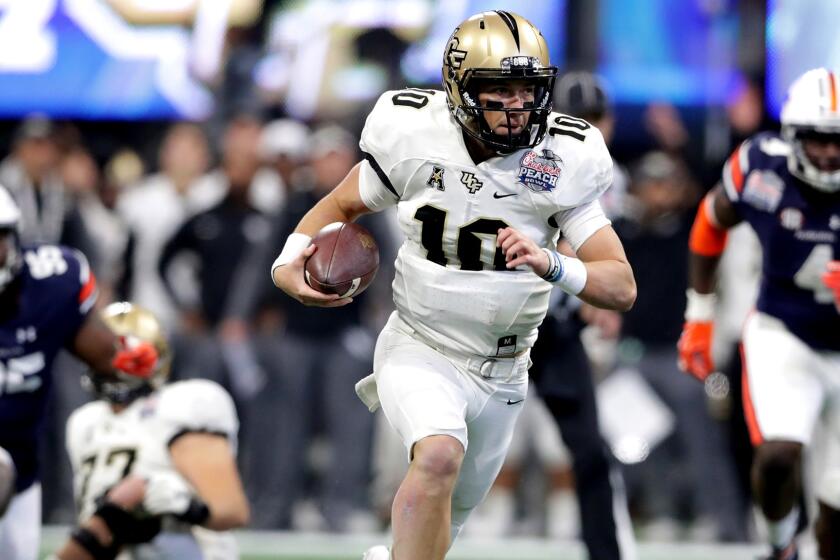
[390,313,530,382]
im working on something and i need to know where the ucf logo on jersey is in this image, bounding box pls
[460,171,483,194]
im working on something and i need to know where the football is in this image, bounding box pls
[304,222,380,298]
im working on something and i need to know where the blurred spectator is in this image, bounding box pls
[61,147,131,302]
[612,151,746,541]
[554,71,628,218]
[157,116,275,383]
[0,115,97,262]
[231,125,390,533]
[193,114,285,215]
[117,122,213,330]
[259,118,311,191]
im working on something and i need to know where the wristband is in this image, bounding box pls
[541,248,587,295]
[70,526,119,560]
[684,289,716,321]
[93,500,161,545]
[271,233,312,284]
[177,497,211,525]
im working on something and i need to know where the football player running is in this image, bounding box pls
[271,11,635,560]
[678,68,840,560]
[59,301,249,560]
[0,187,158,560]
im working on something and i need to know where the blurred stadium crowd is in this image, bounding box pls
[0,0,798,547]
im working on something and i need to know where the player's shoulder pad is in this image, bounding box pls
[21,244,91,283]
[66,401,111,456]
[360,88,447,172]
[543,112,613,207]
[721,132,789,202]
[157,379,238,440]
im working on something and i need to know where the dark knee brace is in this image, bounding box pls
[816,501,840,560]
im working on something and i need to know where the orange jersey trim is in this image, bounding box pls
[78,271,97,305]
[830,71,838,113]
[740,343,764,447]
[728,149,745,193]
[689,196,728,257]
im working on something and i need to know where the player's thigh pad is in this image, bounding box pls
[451,381,527,534]
[0,483,40,560]
[743,312,825,444]
[374,324,471,458]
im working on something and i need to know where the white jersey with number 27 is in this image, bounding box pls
[66,379,239,559]
[358,88,614,357]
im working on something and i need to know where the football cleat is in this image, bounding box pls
[361,545,390,560]
[761,542,798,560]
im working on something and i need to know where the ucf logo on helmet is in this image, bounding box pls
[446,37,467,70]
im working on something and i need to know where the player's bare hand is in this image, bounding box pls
[497,227,549,276]
[271,245,353,307]
[106,475,147,510]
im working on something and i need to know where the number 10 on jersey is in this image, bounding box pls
[414,205,510,271]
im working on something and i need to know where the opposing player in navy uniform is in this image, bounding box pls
[272,11,636,560]
[678,68,840,560]
[0,186,158,560]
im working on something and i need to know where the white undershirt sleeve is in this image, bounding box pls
[553,200,611,252]
[358,158,399,212]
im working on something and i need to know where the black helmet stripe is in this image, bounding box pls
[495,10,520,51]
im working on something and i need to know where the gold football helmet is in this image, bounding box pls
[84,301,172,404]
[442,10,557,151]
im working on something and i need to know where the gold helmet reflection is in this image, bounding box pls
[442,10,557,151]
[84,302,171,404]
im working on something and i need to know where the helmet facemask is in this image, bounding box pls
[83,302,171,406]
[456,70,556,152]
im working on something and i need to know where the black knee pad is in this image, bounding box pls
[755,443,800,487]
[816,502,840,560]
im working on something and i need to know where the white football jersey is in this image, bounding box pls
[358,89,613,357]
[66,379,239,558]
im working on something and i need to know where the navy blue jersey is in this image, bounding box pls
[0,244,97,491]
[723,132,840,351]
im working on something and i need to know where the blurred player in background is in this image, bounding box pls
[678,68,840,560]
[64,301,249,559]
[271,10,635,560]
[0,187,158,560]
[540,70,636,559]
[472,71,636,558]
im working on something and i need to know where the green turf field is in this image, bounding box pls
[39,526,788,560]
